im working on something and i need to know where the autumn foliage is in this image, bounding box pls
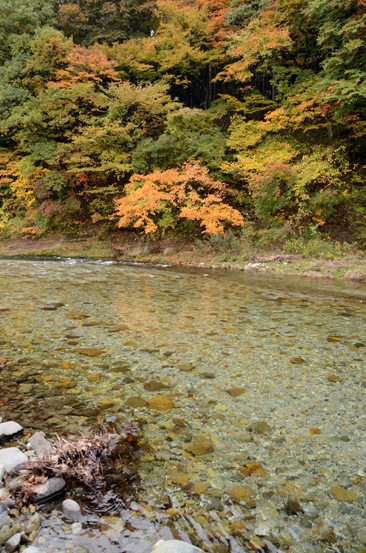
[115,161,244,235]
[0,0,365,241]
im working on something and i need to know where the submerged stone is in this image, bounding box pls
[330,486,357,501]
[178,364,194,372]
[125,397,148,408]
[309,427,322,436]
[185,436,214,456]
[237,432,252,443]
[285,498,304,515]
[327,374,341,382]
[248,536,265,551]
[247,421,272,433]
[199,372,215,379]
[60,362,77,370]
[193,482,210,494]
[97,399,115,410]
[148,396,174,411]
[108,325,130,332]
[73,348,104,357]
[319,528,337,544]
[144,380,171,391]
[226,388,246,397]
[228,485,256,507]
[87,373,102,382]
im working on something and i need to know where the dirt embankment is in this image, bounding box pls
[1,235,366,282]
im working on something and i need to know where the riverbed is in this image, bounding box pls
[0,258,365,553]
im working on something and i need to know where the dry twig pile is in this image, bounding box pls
[17,425,140,504]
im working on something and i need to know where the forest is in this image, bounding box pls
[0,0,365,243]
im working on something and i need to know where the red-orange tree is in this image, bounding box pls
[115,160,244,235]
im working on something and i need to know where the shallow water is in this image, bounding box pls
[0,259,366,553]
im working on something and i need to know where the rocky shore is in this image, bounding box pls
[0,419,204,553]
[0,419,81,552]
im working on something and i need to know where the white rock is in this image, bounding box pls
[0,463,5,481]
[62,499,81,521]
[28,433,52,456]
[151,540,205,553]
[0,422,23,441]
[0,448,27,475]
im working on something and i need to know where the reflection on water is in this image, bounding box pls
[0,259,365,553]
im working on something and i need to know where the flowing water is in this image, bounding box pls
[0,258,366,553]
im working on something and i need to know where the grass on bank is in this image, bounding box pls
[194,225,361,262]
[1,221,366,281]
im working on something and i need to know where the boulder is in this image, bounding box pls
[0,422,23,441]
[0,448,27,475]
[151,540,204,553]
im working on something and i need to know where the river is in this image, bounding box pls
[0,258,365,553]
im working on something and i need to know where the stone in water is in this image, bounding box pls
[330,486,356,502]
[62,499,81,521]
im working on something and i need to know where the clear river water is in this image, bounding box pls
[0,258,365,553]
